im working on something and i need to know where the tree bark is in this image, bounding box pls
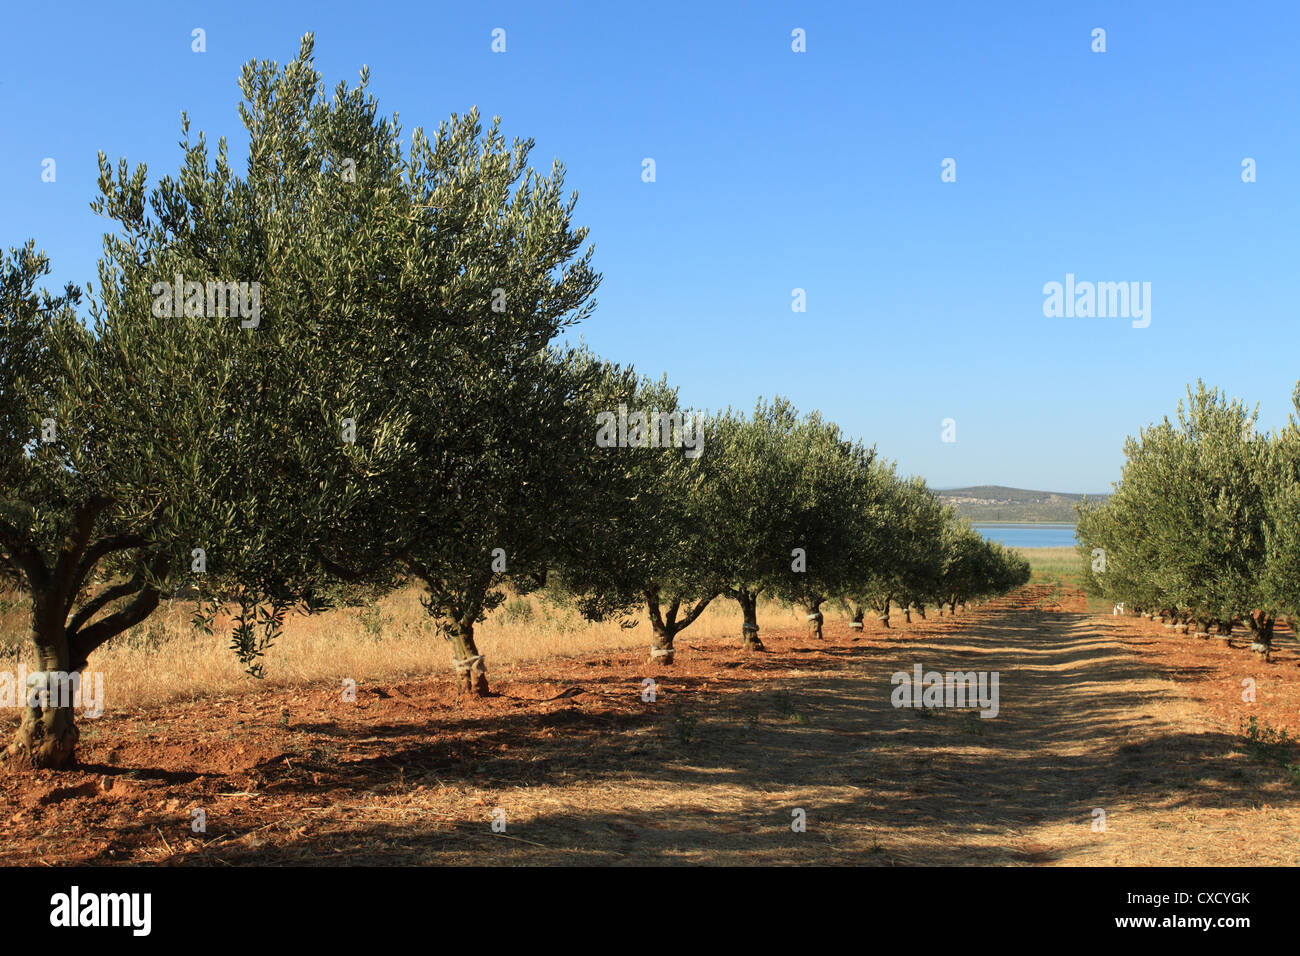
[649,620,676,664]
[645,589,712,664]
[6,597,78,769]
[904,607,912,624]
[1247,611,1275,660]
[0,500,166,771]
[875,595,892,629]
[804,600,823,640]
[448,618,489,696]
[736,590,763,651]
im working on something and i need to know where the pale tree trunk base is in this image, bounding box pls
[449,624,490,697]
[5,705,79,770]
[649,628,676,665]
[848,608,864,639]
[805,610,823,640]
[452,657,489,696]
[1248,614,1274,661]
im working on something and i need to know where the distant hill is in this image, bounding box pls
[935,486,1109,523]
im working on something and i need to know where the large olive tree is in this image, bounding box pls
[1,34,520,766]
[288,60,603,697]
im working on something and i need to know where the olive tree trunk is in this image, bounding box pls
[6,606,78,769]
[875,596,892,629]
[735,590,763,651]
[1,501,165,771]
[645,590,713,665]
[447,618,490,697]
[1247,611,1275,660]
[804,600,824,640]
[649,621,677,664]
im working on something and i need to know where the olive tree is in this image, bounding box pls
[769,418,890,639]
[390,347,608,696]
[851,474,946,628]
[290,72,602,696]
[1079,382,1277,653]
[1263,384,1300,634]
[108,35,603,699]
[696,399,809,651]
[557,371,722,664]
[0,224,326,768]
[934,521,984,614]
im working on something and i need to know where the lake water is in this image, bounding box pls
[973,523,1077,549]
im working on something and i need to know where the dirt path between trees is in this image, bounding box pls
[2,584,1297,865]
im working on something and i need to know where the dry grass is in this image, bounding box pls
[0,586,812,711]
[6,584,1297,866]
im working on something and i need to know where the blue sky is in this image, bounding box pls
[3,1,1297,493]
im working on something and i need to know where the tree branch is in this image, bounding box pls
[679,594,715,629]
[67,555,167,668]
[644,586,665,632]
[52,496,113,608]
[66,533,149,611]
[0,516,50,593]
[66,565,149,635]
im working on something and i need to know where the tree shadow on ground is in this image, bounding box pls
[89,588,1299,865]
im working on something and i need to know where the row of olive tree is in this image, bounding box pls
[560,390,1031,664]
[0,35,1029,769]
[1076,380,1300,659]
